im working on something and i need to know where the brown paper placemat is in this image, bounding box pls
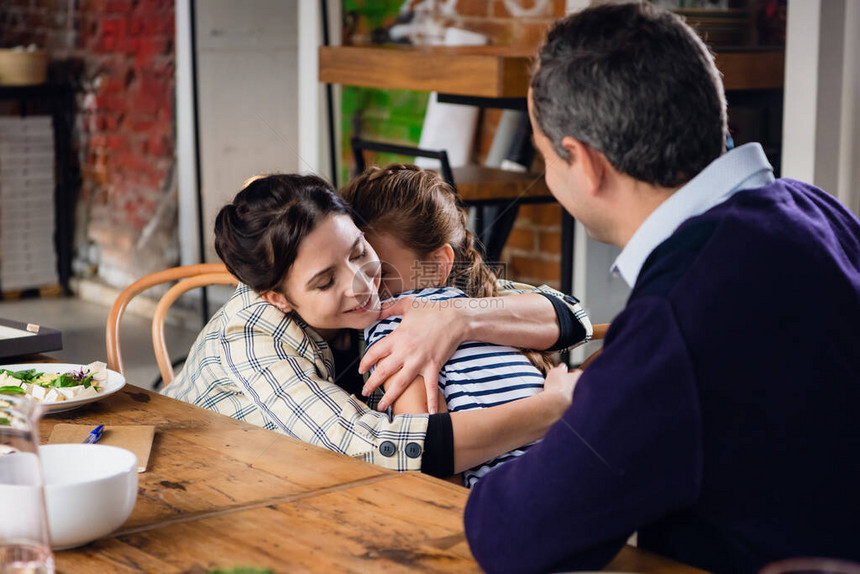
[48,424,155,472]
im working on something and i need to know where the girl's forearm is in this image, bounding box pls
[450,391,566,474]
[461,293,560,351]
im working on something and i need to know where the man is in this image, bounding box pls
[464,3,860,573]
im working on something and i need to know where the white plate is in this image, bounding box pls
[0,362,126,414]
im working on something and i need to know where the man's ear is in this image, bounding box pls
[262,290,293,314]
[429,243,455,284]
[561,136,607,196]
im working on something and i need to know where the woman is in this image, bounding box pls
[165,173,588,478]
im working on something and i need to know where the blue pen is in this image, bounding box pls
[82,424,104,444]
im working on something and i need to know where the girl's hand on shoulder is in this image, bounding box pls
[542,364,583,415]
[360,296,466,414]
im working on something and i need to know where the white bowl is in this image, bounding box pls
[39,444,138,549]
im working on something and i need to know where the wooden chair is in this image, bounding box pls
[106,263,239,387]
[580,323,610,370]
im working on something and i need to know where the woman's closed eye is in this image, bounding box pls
[350,246,368,261]
[316,275,334,291]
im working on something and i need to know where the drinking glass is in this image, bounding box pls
[0,395,55,574]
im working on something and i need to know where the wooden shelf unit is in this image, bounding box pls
[453,165,551,204]
[319,45,784,96]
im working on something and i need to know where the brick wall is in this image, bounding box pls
[0,0,177,288]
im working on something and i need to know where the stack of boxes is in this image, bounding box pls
[0,116,58,292]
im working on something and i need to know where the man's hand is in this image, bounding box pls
[543,364,583,414]
[360,297,466,414]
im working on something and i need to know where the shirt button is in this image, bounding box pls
[379,440,396,457]
[405,442,422,459]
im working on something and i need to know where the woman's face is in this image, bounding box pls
[273,214,382,333]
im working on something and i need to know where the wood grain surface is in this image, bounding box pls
[36,380,706,573]
[320,45,783,95]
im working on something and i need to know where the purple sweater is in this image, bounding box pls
[464,179,860,573]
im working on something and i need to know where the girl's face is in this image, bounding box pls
[270,214,382,334]
[365,231,443,298]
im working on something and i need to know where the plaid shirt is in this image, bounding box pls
[164,281,591,472]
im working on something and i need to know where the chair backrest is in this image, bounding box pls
[580,323,610,370]
[106,263,239,387]
[350,137,458,195]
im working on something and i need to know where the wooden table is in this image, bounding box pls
[32,381,709,573]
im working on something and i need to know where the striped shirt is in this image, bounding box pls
[365,287,549,487]
[164,280,592,473]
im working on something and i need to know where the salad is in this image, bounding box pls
[0,361,107,403]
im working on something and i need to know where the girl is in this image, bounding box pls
[341,164,592,486]
[165,173,586,479]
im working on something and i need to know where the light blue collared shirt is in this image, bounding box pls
[612,143,775,288]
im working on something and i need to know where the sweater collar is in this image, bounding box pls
[612,143,774,288]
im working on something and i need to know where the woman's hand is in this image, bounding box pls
[360,296,466,414]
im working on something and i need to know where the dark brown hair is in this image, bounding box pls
[214,173,349,293]
[342,164,555,374]
[531,2,727,187]
[342,164,497,298]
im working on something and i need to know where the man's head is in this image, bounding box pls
[531,2,728,190]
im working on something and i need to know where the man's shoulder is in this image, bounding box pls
[633,217,721,302]
[634,177,860,302]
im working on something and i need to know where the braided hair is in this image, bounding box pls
[342,164,555,374]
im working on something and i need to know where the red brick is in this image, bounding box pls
[532,204,562,226]
[514,205,536,225]
[538,230,561,254]
[96,94,126,113]
[100,16,127,37]
[145,135,169,157]
[143,16,170,36]
[124,36,141,53]
[105,0,132,13]
[132,93,160,115]
[98,34,117,52]
[135,35,170,67]
[99,77,125,94]
[106,134,126,151]
[510,256,560,282]
[128,117,156,132]
[117,150,150,173]
[505,228,537,251]
[98,113,121,131]
[129,17,145,35]
[89,134,108,148]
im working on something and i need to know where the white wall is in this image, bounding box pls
[195,0,301,264]
[175,0,197,268]
[176,0,340,266]
[783,0,860,215]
